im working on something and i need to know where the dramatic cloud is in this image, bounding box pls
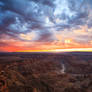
[0,0,92,51]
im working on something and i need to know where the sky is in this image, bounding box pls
[0,0,92,52]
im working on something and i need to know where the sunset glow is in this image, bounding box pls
[16,48,92,53]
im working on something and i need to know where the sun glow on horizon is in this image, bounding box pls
[17,48,92,52]
[53,48,92,52]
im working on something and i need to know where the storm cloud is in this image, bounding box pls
[0,0,92,50]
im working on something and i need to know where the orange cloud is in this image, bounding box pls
[0,32,92,52]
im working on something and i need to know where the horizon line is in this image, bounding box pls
[16,48,92,52]
[0,48,92,53]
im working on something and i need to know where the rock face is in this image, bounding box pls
[0,52,92,92]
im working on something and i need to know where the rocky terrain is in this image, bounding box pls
[0,52,92,92]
